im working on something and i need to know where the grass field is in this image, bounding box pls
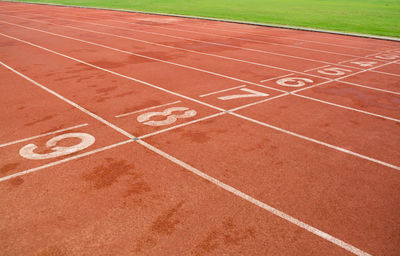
[9,0,400,37]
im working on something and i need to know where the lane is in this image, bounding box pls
[0,142,352,255]
[295,81,400,121]
[144,114,400,256]
[236,95,400,166]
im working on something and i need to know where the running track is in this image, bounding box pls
[0,2,399,255]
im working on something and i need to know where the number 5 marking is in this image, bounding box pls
[137,107,197,126]
[218,88,269,100]
[20,133,95,160]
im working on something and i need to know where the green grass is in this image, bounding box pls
[11,0,400,37]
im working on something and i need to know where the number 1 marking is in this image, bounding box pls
[217,88,269,100]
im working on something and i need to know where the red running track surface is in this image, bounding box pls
[0,2,399,255]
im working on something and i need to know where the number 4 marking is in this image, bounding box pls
[218,88,269,100]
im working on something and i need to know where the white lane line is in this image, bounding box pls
[293,94,400,123]
[2,32,400,170]
[139,112,226,139]
[0,139,133,182]
[199,85,246,98]
[230,112,400,171]
[137,139,372,256]
[0,19,290,95]
[2,16,398,97]
[0,123,88,148]
[0,61,136,139]
[115,100,181,118]
[0,32,225,112]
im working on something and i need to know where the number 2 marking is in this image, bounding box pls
[137,107,197,126]
[218,88,269,100]
[19,133,95,160]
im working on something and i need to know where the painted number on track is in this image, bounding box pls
[19,132,95,160]
[350,61,377,67]
[218,88,269,100]
[317,67,352,76]
[373,54,399,60]
[276,77,314,87]
[137,107,197,126]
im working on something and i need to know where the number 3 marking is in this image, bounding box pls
[137,107,197,126]
[276,77,314,87]
[19,133,95,160]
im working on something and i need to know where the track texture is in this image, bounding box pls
[0,2,399,255]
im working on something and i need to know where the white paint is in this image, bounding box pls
[115,100,181,118]
[199,85,246,98]
[217,88,269,100]
[317,67,352,76]
[276,77,314,87]
[373,54,399,60]
[0,123,88,148]
[137,140,372,256]
[2,30,399,170]
[0,139,132,182]
[228,92,290,112]
[139,112,226,139]
[350,61,377,67]
[19,132,95,160]
[137,107,197,126]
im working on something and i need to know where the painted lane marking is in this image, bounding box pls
[316,67,353,76]
[137,140,372,256]
[0,123,88,148]
[137,107,197,126]
[19,132,95,160]
[276,77,314,88]
[0,139,132,182]
[199,85,246,98]
[1,18,398,98]
[2,33,400,171]
[217,88,269,100]
[115,100,181,118]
